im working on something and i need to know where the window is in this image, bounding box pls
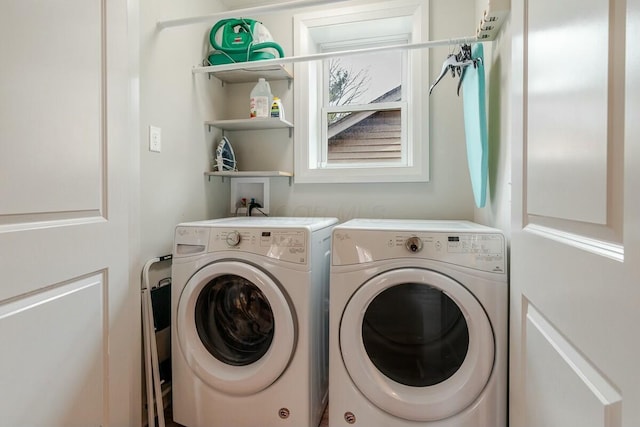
[325,47,405,165]
[294,0,429,183]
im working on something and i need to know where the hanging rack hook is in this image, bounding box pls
[429,45,479,96]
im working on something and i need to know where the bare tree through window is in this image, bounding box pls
[326,54,403,164]
[328,58,371,124]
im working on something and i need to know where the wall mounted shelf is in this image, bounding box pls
[205,65,293,85]
[205,170,293,185]
[206,117,294,137]
[207,117,293,131]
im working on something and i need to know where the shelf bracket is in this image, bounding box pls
[207,174,226,183]
[206,123,224,135]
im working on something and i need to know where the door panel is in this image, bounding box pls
[0,0,136,426]
[524,302,622,427]
[527,0,610,225]
[0,0,103,218]
[0,274,106,427]
[511,0,640,426]
[524,0,625,243]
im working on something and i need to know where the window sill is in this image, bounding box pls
[293,166,429,184]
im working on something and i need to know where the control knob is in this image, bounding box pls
[226,230,241,247]
[405,236,423,253]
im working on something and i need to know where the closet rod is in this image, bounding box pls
[192,35,479,74]
[158,0,351,29]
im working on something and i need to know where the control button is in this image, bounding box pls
[226,231,241,247]
[405,236,423,253]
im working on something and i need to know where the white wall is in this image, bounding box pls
[473,8,512,236]
[140,0,229,266]
[224,0,478,222]
[139,0,510,261]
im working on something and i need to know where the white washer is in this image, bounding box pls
[171,217,338,427]
[329,219,507,427]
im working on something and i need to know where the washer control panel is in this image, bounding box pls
[332,229,506,274]
[208,228,309,264]
[174,226,211,257]
[225,230,242,247]
[405,236,423,253]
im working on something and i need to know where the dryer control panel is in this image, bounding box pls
[332,229,506,274]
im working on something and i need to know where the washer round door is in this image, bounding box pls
[177,260,295,396]
[340,268,494,421]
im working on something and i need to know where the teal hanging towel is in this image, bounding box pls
[461,43,488,208]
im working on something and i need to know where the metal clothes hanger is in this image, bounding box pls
[428,43,481,95]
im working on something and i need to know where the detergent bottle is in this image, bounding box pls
[250,78,273,118]
[270,96,284,120]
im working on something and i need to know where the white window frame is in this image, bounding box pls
[293,0,429,183]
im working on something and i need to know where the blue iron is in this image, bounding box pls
[214,136,237,172]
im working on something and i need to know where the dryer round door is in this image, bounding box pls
[177,260,295,396]
[340,267,494,421]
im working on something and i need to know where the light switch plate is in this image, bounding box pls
[149,125,162,153]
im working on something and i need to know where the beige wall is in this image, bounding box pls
[473,6,512,236]
[225,0,477,219]
[140,0,229,266]
[139,0,510,265]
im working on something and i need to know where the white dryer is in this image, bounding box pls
[329,219,507,427]
[171,216,338,427]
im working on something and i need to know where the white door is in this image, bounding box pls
[510,0,640,426]
[0,1,138,426]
